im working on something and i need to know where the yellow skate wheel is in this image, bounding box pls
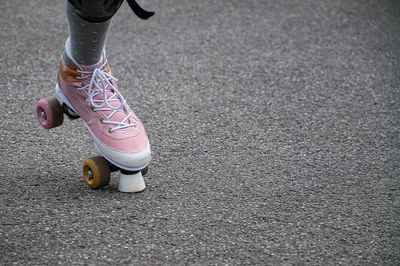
[82,156,111,189]
[141,166,149,176]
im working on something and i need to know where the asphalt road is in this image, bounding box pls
[1,0,399,264]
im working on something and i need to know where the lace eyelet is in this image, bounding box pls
[108,128,113,134]
[100,119,104,124]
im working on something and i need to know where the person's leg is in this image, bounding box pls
[63,3,110,65]
[59,0,151,191]
[63,0,154,66]
[63,0,125,66]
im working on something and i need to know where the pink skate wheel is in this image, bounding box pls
[36,97,64,129]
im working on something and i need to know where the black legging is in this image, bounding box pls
[68,0,154,23]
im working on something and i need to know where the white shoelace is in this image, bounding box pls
[76,61,135,132]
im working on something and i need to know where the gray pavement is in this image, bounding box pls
[1,0,399,264]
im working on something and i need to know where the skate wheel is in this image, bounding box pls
[36,97,64,129]
[141,166,149,176]
[82,156,111,189]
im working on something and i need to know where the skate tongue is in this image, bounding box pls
[91,75,132,128]
[94,89,128,117]
[78,56,133,130]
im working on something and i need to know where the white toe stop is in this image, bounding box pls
[119,171,146,193]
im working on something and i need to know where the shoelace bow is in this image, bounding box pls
[76,61,135,132]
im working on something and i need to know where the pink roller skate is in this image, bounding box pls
[36,54,151,192]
